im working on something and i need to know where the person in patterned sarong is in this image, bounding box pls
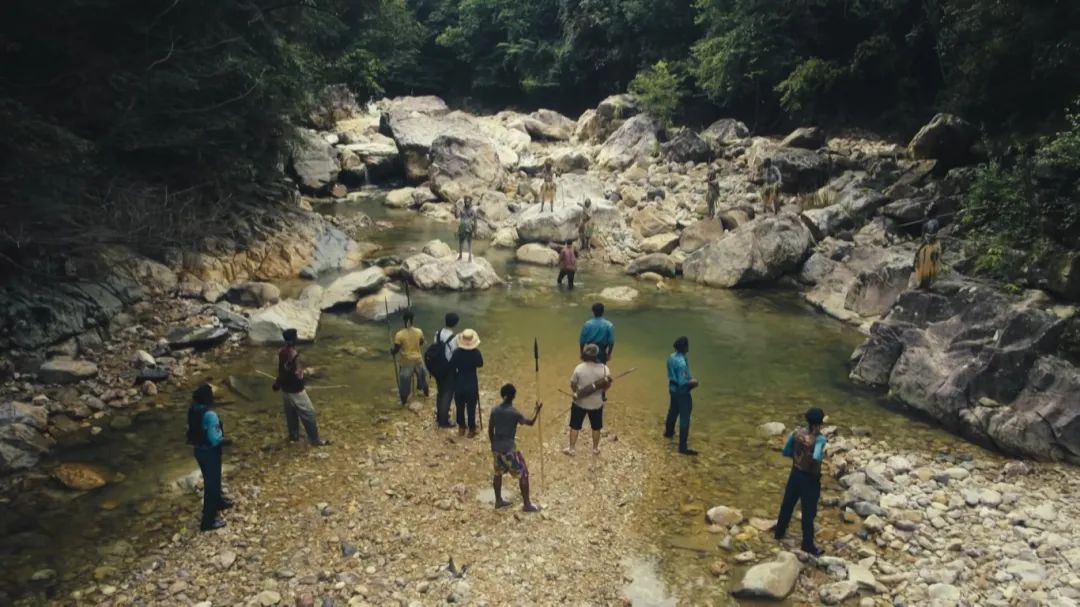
[488,384,543,513]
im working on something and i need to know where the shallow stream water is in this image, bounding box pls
[0,192,985,605]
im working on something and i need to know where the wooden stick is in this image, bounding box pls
[534,337,545,493]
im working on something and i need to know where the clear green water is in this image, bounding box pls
[0,192,981,604]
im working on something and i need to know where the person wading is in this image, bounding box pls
[774,407,828,556]
[186,383,233,531]
[489,384,543,512]
[564,344,612,456]
[275,329,330,446]
[557,241,578,290]
[664,336,699,456]
[392,310,429,405]
[450,328,484,437]
[426,313,460,428]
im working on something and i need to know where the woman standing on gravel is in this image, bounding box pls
[186,383,233,531]
[450,329,484,436]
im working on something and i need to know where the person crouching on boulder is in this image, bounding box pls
[186,383,233,531]
[774,407,828,556]
[489,384,542,512]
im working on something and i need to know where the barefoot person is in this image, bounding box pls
[557,241,578,290]
[489,384,543,512]
[275,328,330,446]
[664,336,699,456]
[564,344,611,456]
[450,328,484,436]
[455,196,477,261]
[186,383,233,531]
[392,310,428,405]
[706,167,720,219]
[539,158,557,212]
[774,407,828,556]
[578,198,595,255]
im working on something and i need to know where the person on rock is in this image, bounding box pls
[564,344,612,456]
[762,158,783,214]
[455,196,477,261]
[579,302,615,364]
[186,383,233,531]
[392,310,428,405]
[578,198,594,255]
[450,328,484,437]
[706,167,720,219]
[489,383,543,512]
[275,328,331,446]
[664,336,699,456]
[429,313,460,428]
[913,206,942,289]
[774,407,829,556]
[557,241,578,290]
[540,158,557,212]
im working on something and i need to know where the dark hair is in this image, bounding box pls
[403,310,415,324]
[282,328,298,343]
[805,407,826,426]
[673,336,689,352]
[592,303,605,317]
[500,384,517,401]
[192,384,214,407]
[445,312,460,327]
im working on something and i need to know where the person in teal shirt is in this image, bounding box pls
[774,407,828,556]
[579,303,615,364]
[186,384,232,531]
[664,336,699,455]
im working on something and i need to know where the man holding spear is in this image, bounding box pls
[489,384,543,513]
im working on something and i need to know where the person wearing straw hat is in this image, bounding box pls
[774,407,828,556]
[274,328,331,446]
[564,344,611,456]
[489,384,542,512]
[450,328,484,437]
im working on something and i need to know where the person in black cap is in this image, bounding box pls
[275,328,330,446]
[186,383,233,531]
[774,407,829,556]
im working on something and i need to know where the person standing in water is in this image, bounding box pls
[564,344,611,456]
[774,407,828,556]
[450,328,484,436]
[186,383,233,531]
[455,195,477,261]
[706,167,720,219]
[275,328,331,446]
[392,310,428,405]
[578,198,594,255]
[557,241,578,290]
[579,303,614,364]
[664,336,699,456]
[489,384,543,512]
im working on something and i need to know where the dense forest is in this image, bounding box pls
[1,0,1078,274]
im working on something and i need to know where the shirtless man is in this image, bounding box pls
[706,168,720,219]
[489,384,543,512]
[539,158,557,212]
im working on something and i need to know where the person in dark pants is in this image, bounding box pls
[774,407,829,556]
[275,328,330,446]
[664,336,699,456]
[557,241,577,290]
[579,303,614,363]
[186,384,232,531]
[433,313,460,428]
[450,329,484,436]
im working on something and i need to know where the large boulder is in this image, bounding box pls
[661,128,711,163]
[380,111,523,181]
[515,199,619,244]
[337,135,401,183]
[597,114,661,170]
[626,253,677,277]
[291,128,340,192]
[168,326,229,350]
[549,148,591,173]
[683,215,814,287]
[748,142,831,193]
[380,95,449,116]
[553,173,607,207]
[355,287,409,321]
[516,243,559,267]
[54,462,111,491]
[801,239,914,325]
[781,127,826,149]
[429,135,506,203]
[631,207,678,239]
[908,113,975,167]
[575,94,642,144]
[700,118,749,146]
[0,401,48,431]
[225,282,281,308]
[679,219,725,253]
[37,359,98,384]
[308,84,361,129]
[639,233,680,255]
[248,285,323,344]
[801,187,890,238]
[0,423,51,472]
[319,267,388,310]
[422,239,454,258]
[407,256,502,291]
[850,280,1080,460]
[523,109,575,141]
[731,551,801,600]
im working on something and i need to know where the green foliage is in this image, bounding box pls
[629,61,686,126]
[775,58,843,117]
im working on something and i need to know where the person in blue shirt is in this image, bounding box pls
[579,303,615,364]
[774,407,829,556]
[186,383,232,531]
[664,336,699,456]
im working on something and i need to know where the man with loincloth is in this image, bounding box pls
[540,158,557,212]
[455,196,477,261]
[706,167,720,219]
[489,384,543,512]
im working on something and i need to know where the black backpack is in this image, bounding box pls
[424,330,449,376]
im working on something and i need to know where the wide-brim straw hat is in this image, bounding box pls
[458,329,481,350]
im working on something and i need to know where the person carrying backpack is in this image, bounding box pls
[426,312,460,428]
[186,383,233,531]
[774,407,828,556]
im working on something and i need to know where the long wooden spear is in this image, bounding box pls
[385,297,399,395]
[534,337,545,492]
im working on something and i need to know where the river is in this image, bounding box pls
[0,192,984,605]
